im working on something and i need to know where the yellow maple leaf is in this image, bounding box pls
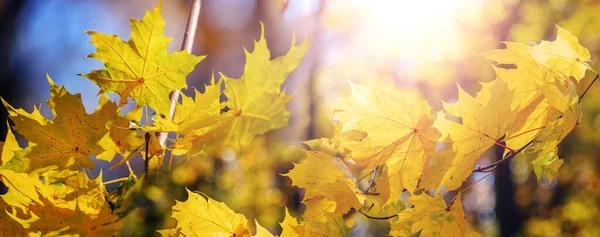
[96,99,145,162]
[151,77,222,134]
[283,151,365,215]
[302,196,337,223]
[1,127,22,166]
[254,220,274,237]
[3,77,108,170]
[420,148,456,191]
[524,109,576,183]
[390,194,466,237]
[218,23,310,151]
[531,150,564,182]
[334,84,439,203]
[486,26,593,85]
[528,26,593,82]
[280,208,302,237]
[279,207,349,237]
[81,1,205,115]
[168,189,250,237]
[11,200,122,236]
[0,168,119,236]
[439,79,518,191]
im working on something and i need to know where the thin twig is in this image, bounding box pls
[357,169,375,183]
[365,167,379,191]
[450,172,493,206]
[358,210,398,220]
[580,73,599,102]
[144,132,150,179]
[126,161,138,181]
[103,177,130,185]
[158,0,202,147]
[473,139,531,173]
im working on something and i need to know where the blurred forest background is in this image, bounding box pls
[1,0,600,236]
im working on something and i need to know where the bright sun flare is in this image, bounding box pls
[353,0,474,62]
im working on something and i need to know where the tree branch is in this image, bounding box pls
[158,0,202,147]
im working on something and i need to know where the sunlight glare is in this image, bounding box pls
[354,0,469,62]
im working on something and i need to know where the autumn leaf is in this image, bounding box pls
[531,150,564,182]
[280,208,302,237]
[302,196,337,223]
[528,26,593,82]
[3,77,108,170]
[218,23,310,151]
[150,77,222,134]
[96,95,145,162]
[167,189,250,237]
[1,127,22,166]
[334,84,439,204]
[0,168,119,236]
[254,220,274,237]
[524,109,576,182]
[486,26,593,85]
[283,151,365,215]
[390,194,466,237]
[420,148,456,191]
[279,208,349,237]
[438,79,518,191]
[81,1,205,115]
[11,200,122,236]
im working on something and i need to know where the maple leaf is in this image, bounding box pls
[334,84,439,203]
[486,26,593,85]
[96,95,145,162]
[390,194,466,237]
[11,200,122,236]
[531,150,564,182]
[280,208,302,237]
[3,77,108,170]
[523,109,576,182]
[150,77,222,134]
[0,168,119,236]
[254,220,274,237]
[1,127,22,166]
[283,151,365,215]
[218,23,310,151]
[420,148,455,191]
[303,137,351,159]
[167,189,251,237]
[302,196,337,223]
[279,208,349,237]
[438,79,518,191]
[528,26,592,82]
[81,1,205,115]
[334,84,440,202]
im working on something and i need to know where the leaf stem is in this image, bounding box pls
[494,142,515,154]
